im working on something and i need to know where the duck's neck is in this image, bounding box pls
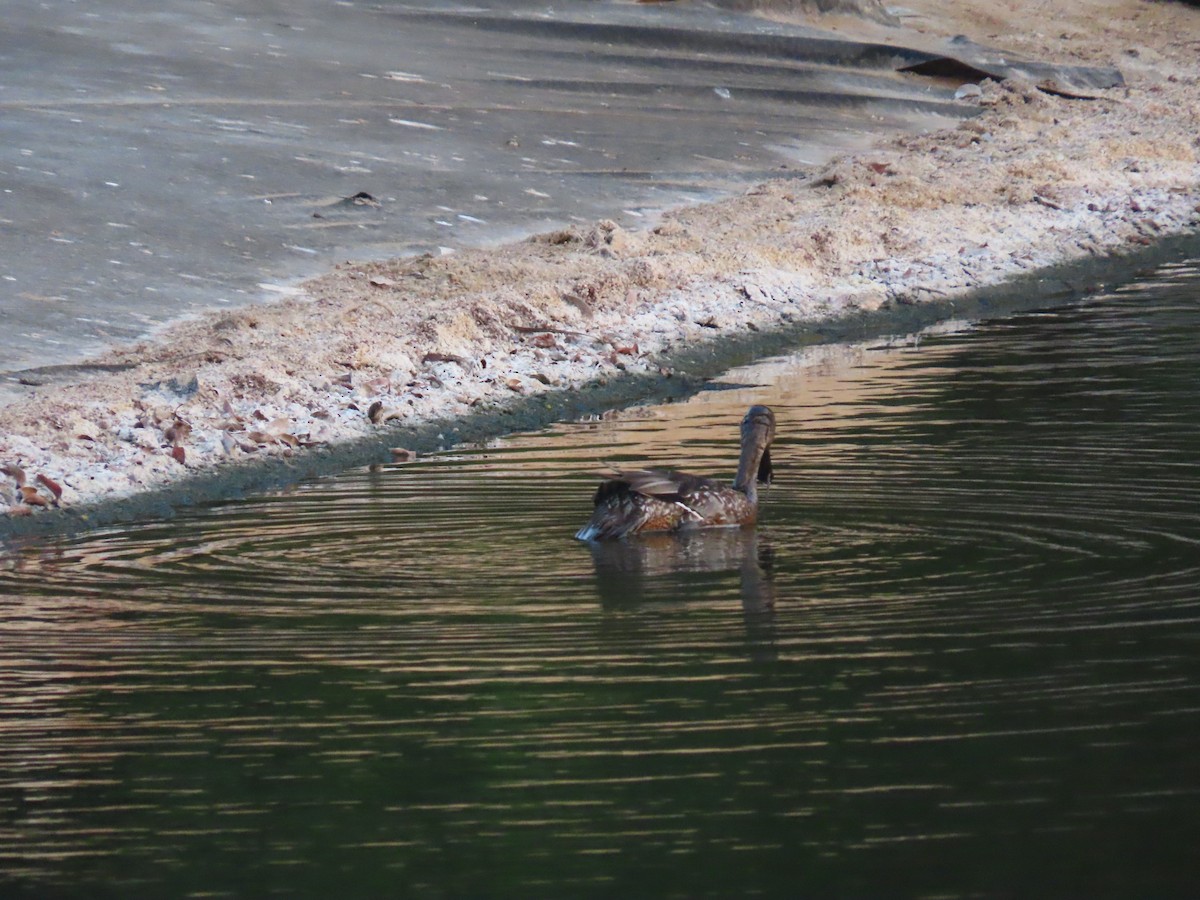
[733,439,767,505]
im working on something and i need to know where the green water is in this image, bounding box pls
[2,262,1199,898]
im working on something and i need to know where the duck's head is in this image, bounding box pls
[740,405,776,486]
[742,405,776,442]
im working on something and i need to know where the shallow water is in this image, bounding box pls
[2,262,1199,897]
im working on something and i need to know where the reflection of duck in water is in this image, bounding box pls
[576,405,776,541]
[586,527,779,661]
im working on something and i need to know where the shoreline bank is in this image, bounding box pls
[3,227,1199,543]
[2,0,1198,540]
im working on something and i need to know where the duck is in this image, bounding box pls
[576,405,776,540]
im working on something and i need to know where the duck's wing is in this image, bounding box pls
[599,468,690,502]
[580,469,738,540]
[577,469,686,540]
[598,469,730,515]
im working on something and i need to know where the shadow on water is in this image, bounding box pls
[1,260,1199,897]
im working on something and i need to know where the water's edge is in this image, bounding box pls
[4,230,1199,544]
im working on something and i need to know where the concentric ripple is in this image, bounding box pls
[1,262,1199,897]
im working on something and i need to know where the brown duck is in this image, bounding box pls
[576,405,776,540]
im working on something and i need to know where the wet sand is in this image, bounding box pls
[2,0,1198,537]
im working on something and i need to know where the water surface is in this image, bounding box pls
[2,262,1199,897]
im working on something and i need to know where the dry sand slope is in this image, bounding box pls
[2,0,1198,525]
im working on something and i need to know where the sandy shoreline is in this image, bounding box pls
[2,0,1198,537]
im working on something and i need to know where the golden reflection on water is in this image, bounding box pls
[511,323,970,474]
